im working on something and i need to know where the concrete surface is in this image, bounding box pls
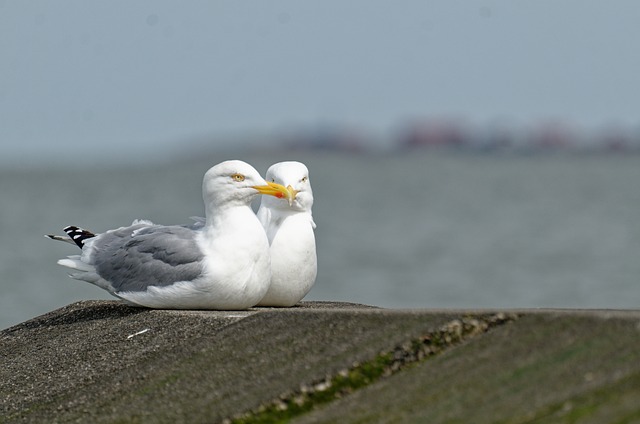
[1,301,639,423]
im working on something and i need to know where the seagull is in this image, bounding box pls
[46,160,293,310]
[256,161,317,307]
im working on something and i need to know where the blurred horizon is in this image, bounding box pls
[3,115,640,169]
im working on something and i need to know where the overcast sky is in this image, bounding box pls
[2,1,640,164]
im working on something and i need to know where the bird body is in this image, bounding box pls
[257,161,317,307]
[47,160,292,310]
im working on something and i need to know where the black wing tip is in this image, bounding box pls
[62,226,96,248]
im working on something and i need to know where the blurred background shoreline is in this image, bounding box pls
[5,118,640,174]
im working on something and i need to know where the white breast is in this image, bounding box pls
[258,212,317,306]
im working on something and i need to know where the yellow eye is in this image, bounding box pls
[301,176,308,183]
[231,173,245,182]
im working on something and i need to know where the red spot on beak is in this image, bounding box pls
[275,193,284,198]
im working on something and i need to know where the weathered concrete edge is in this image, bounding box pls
[2,301,639,424]
[4,300,639,334]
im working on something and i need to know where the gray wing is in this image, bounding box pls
[91,224,205,292]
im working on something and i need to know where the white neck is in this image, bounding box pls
[204,203,252,233]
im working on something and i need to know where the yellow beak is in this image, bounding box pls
[253,181,296,205]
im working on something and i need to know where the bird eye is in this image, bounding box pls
[231,173,245,182]
[301,176,308,183]
[271,178,275,182]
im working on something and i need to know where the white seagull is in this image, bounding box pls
[256,161,317,307]
[46,160,293,310]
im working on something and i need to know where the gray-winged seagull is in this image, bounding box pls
[46,160,293,310]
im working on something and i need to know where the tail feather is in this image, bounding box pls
[45,234,76,245]
[46,226,96,249]
[58,255,95,272]
[58,256,112,290]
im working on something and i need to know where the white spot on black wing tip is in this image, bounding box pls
[62,226,96,248]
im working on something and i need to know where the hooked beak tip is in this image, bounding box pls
[286,185,298,206]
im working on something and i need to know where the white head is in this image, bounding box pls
[203,160,291,212]
[260,161,313,213]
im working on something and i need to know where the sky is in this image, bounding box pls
[2,1,640,164]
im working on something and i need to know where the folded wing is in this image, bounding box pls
[89,224,205,293]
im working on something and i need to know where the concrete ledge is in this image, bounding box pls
[1,301,639,423]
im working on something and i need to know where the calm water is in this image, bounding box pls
[2,150,639,329]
